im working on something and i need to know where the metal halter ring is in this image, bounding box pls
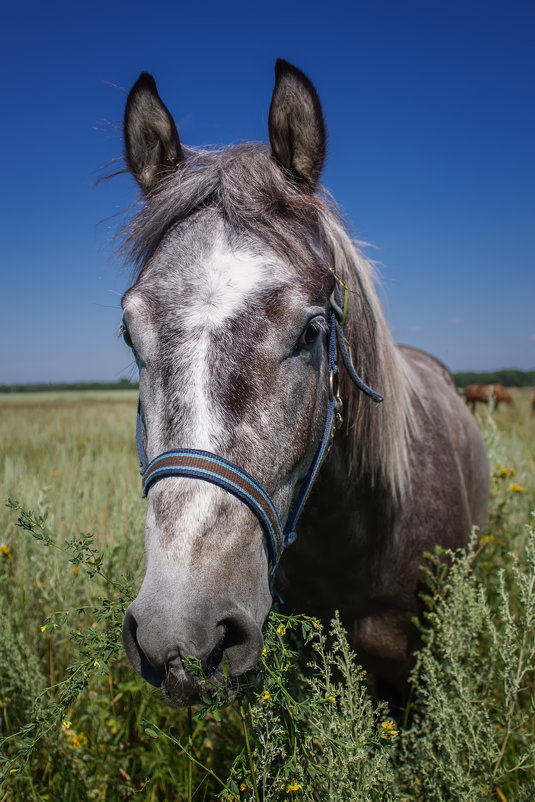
[328,369,339,402]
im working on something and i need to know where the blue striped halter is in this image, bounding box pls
[135,287,383,583]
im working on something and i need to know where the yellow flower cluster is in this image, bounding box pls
[0,544,12,561]
[276,624,286,637]
[69,732,88,749]
[62,720,88,749]
[286,778,301,792]
[380,719,399,739]
[510,483,527,494]
[494,465,516,478]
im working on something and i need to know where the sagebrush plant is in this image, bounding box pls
[1,389,534,800]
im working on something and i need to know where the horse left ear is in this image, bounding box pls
[268,59,326,190]
[124,72,185,194]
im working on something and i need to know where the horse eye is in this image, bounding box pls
[121,323,133,349]
[298,320,322,347]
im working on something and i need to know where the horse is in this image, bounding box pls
[463,383,513,411]
[119,60,489,706]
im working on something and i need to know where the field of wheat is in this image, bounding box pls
[1,389,534,801]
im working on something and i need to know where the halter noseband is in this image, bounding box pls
[135,286,383,584]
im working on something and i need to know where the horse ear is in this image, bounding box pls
[124,73,184,193]
[268,59,326,190]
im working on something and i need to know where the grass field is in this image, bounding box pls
[1,389,534,800]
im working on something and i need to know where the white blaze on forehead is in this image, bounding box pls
[184,241,280,330]
[181,240,281,451]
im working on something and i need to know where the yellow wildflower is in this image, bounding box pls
[240,782,249,791]
[286,778,301,792]
[62,720,72,731]
[70,732,88,748]
[40,624,47,633]
[1,544,12,561]
[263,690,270,701]
[495,466,515,478]
[107,719,119,734]
[93,660,100,668]
[511,483,527,494]
[276,624,286,637]
[381,719,399,738]
[261,647,268,657]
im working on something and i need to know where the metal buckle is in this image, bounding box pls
[328,369,339,401]
[329,370,344,430]
[334,395,344,430]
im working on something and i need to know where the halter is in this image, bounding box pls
[135,286,383,583]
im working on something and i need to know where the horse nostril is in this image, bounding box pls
[122,605,166,688]
[205,632,226,675]
[205,616,263,677]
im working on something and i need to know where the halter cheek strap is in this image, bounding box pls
[135,288,383,582]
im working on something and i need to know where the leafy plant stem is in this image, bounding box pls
[240,704,260,802]
[492,571,535,785]
[187,706,193,802]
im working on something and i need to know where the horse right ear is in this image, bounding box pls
[124,73,184,194]
[268,59,326,190]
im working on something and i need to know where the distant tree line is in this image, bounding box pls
[0,378,139,393]
[2,372,534,393]
[453,370,535,388]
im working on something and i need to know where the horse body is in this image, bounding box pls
[119,62,489,705]
[280,345,488,683]
[463,383,513,410]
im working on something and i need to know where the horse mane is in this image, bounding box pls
[316,208,419,501]
[122,143,419,500]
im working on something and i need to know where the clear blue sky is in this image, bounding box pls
[1,0,533,382]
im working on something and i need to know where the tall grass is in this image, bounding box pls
[1,389,534,800]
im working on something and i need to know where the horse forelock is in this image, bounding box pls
[123,144,328,283]
[123,141,418,499]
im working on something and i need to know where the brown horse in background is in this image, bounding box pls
[463,384,513,411]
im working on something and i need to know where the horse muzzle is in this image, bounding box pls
[122,598,264,705]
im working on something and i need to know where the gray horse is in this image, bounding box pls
[119,60,489,706]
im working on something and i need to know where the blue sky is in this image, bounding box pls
[1,0,533,382]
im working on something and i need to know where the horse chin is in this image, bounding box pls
[162,661,239,707]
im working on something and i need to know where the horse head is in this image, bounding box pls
[121,61,339,705]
